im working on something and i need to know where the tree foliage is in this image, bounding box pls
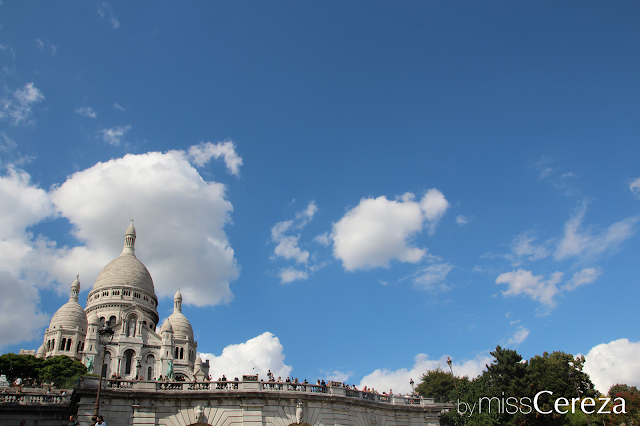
[418,346,601,426]
[416,367,457,401]
[0,353,87,388]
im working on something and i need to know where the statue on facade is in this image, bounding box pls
[167,360,174,380]
[296,400,304,424]
[86,356,95,374]
[194,405,205,423]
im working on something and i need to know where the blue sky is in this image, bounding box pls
[1,1,639,393]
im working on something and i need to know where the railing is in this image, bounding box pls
[0,393,69,405]
[77,377,441,408]
[107,380,133,389]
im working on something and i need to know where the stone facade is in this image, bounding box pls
[70,377,446,426]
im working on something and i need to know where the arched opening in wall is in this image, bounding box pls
[180,347,184,359]
[146,354,155,380]
[108,315,117,327]
[60,338,66,351]
[175,347,179,359]
[124,349,135,376]
[66,339,72,351]
[77,342,82,353]
[100,317,105,327]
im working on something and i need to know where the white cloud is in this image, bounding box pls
[0,272,50,350]
[0,147,239,314]
[75,106,97,118]
[313,232,329,246]
[270,201,319,283]
[510,231,549,262]
[323,370,353,383]
[584,339,640,393]
[98,2,120,28]
[1,82,45,126]
[199,332,292,381]
[506,327,530,346]
[630,178,640,199]
[332,189,449,271]
[555,203,638,261]
[99,125,131,146]
[413,263,453,292]
[359,353,492,394]
[0,130,16,151]
[564,267,601,291]
[48,149,239,306]
[114,102,126,112]
[187,140,243,176]
[496,269,562,307]
[456,215,468,225]
[279,267,308,284]
[35,39,56,55]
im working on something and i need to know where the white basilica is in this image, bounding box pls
[35,223,209,381]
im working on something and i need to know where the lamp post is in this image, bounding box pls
[91,326,114,422]
[446,357,458,391]
[410,378,415,393]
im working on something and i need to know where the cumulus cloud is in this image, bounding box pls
[0,272,50,350]
[555,203,638,261]
[584,339,640,393]
[98,2,120,28]
[279,267,308,284]
[99,125,131,146]
[506,327,530,346]
[0,82,45,126]
[199,332,292,380]
[332,189,449,271]
[630,178,640,199]
[75,106,97,118]
[359,353,492,394]
[187,140,243,176]
[413,263,453,292]
[496,269,562,308]
[0,146,240,318]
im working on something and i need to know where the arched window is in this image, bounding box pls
[108,316,117,327]
[66,339,72,351]
[175,347,179,359]
[180,347,184,360]
[124,349,135,375]
[46,340,50,351]
[52,339,55,351]
[81,342,85,351]
[100,317,105,327]
[147,366,153,381]
[60,338,66,351]
[77,342,82,353]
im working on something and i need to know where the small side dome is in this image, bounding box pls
[161,318,173,333]
[167,311,194,341]
[49,277,88,332]
[88,311,99,325]
[36,344,45,358]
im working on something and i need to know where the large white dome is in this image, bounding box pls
[92,254,155,295]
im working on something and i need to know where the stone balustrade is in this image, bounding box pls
[82,377,437,407]
[0,393,69,405]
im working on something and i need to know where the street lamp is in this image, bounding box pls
[410,378,415,393]
[91,325,114,422]
[446,357,458,391]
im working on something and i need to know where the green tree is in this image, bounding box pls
[416,367,457,401]
[0,353,44,383]
[39,356,87,388]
